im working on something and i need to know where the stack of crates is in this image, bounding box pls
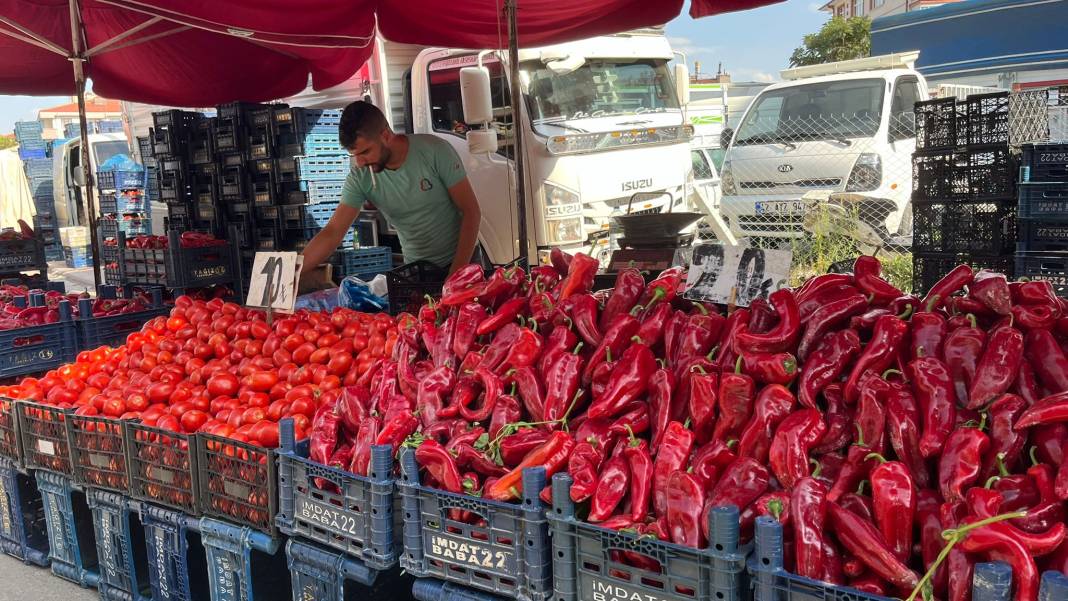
[98,163,150,280]
[14,120,47,160]
[911,92,1017,293]
[1016,143,1068,294]
[149,110,213,233]
[60,227,93,269]
[16,121,62,263]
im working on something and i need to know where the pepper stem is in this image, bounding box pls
[809,458,822,478]
[905,510,1028,601]
[856,480,868,495]
[864,452,888,464]
[683,417,692,430]
[853,423,866,448]
[767,499,784,520]
[1030,446,1040,467]
[898,304,915,320]
[995,452,1009,477]
[924,295,940,313]
[625,424,641,447]
[573,342,584,354]
[882,368,902,379]
[693,303,709,316]
[735,355,744,375]
[967,314,977,329]
[691,364,707,375]
[984,476,1001,489]
[605,348,613,363]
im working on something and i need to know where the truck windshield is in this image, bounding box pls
[93,141,131,165]
[526,59,679,134]
[734,78,885,145]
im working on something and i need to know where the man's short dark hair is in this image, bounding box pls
[339,101,388,149]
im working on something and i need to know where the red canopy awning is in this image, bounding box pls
[0,0,780,105]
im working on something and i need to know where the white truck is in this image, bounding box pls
[52,133,131,228]
[351,30,700,265]
[718,52,930,245]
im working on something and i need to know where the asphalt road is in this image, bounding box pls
[0,554,97,601]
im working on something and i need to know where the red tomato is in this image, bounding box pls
[146,381,175,405]
[292,343,316,365]
[180,410,210,433]
[265,400,290,422]
[157,414,181,432]
[250,321,271,341]
[207,373,240,397]
[127,392,149,412]
[252,422,280,448]
[326,353,353,376]
[288,399,314,418]
[309,348,330,365]
[247,392,270,408]
[103,398,126,417]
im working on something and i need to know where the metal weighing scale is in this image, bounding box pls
[607,193,704,273]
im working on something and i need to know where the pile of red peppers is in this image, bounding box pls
[306,252,1068,601]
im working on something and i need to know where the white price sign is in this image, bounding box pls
[684,243,792,307]
[245,252,301,313]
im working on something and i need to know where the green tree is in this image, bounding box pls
[0,136,16,151]
[789,17,871,67]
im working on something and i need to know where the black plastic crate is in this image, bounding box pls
[196,432,278,535]
[218,166,246,201]
[249,157,275,178]
[255,205,281,224]
[399,448,550,601]
[68,414,129,493]
[213,118,245,154]
[912,252,1015,296]
[125,421,200,514]
[251,175,305,206]
[200,517,290,601]
[0,298,76,379]
[279,205,306,230]
[276,424,397,568]
[912,146,1015,201]
[17,401,74,475]
[1015,252,1068,296]
[411,579,508,601]
[252,226,306,252]
[159,169,191,204]
[387,261,447,315]
[137,136,154,164]
[965,92,1010,146]
[1018,182,1068,219]
[99,190,146,215]
[287,539,413,601]
[550,473,747,601]
[914,97,964,151]
[274,108,342,136]
[1021,143,1068,183]
[1018,219,1068,253]
[0,398,22,466]
[118,230,237,289]
[228,215,254,249]
[247,127,272,162]
[191,118,216,165]
[911,199,1017,255]
[75,287,168,350]
[274,157,299,183]
[0,237,45,274]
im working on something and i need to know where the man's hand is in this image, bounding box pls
[448,177,482,273]
[300,203,360,280]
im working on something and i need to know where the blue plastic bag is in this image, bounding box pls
[339,275,388,312]
[295,288,340,312]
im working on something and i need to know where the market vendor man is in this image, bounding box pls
[299,101,481,286]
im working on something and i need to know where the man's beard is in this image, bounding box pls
[371,145,392,172]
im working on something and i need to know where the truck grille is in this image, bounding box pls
[738,178,842,190]
[737,215,805,235]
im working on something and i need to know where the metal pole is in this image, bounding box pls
[505,0,529,265]
[69,0,103,291]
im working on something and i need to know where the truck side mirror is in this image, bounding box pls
[674,64,690,105]
[720,127,735,148]
[460,67,493,125]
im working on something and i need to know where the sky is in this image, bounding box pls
[0,0,827,133]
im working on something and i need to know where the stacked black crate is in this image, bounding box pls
[214,102,270,277]
[1016,143,1068,295]
[911,93,1017,294]
[151,110,202,232]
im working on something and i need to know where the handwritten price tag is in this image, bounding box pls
[245,252,301,313]
[684,243,792,307]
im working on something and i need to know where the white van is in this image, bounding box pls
[719,52,928,244]
[52,133,131,228]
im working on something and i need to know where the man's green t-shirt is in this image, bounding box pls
[341,135,466,268]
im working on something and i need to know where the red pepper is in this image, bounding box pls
[849,307,890,332]
[588,453,630,522]
[636,267,683,315]
[542,344,585,423]
[910,309,947,361]
[690,439,737,488]
[457,367,502,422]
[981,394,1029,480]
[969,269,1012,315]
[795,272,853,305]
[1015,359,1042,406]
[484,431,575,501]
[739,352,797,386]
[652,421,695,517]
[856,376,888,455]
[600,268,644,331]
[415,439,464,493]
[587,342,656,420]
[488,393,521,439]
[796,293,868,360]
[811,384,854,455]
[583,315,639,385]
[374,408,418,457]
[480,266,525,308]
[687,366,719,444]
[938,422,990,502]
[706,457,769,523]
[713,308,750,371]
[1025,329,1068,394]
[853,255,903,302]
[537,326,578,376]
[498,428,551,468]
[529,266,561,298]
[440,264,486,306]
[791,477,829,580]
[509,366,545,422]
[942,314,987,404]
[737,384,796,463]
[416,365,456,427]
[865,454,915,563]
[499,328,543,374]
[549,247,572,275]
[711,358,755,443]
[481,323,522,372]
[310,406,340,464]
[348,416,381,476]
[634,301,672,349]
[565,439,605,502]
[958,521,1040,601]
[883,385,930,489]
[557,253,598,301]
[452,302,488,359]
[566,294,603,346]
[528,292,555,330]
[910,355,958,459]
[827,502,919,590]
[624,436,654,522]
[798,329,861,409]
[739,491,790,543]
[732,289,800,354]
[648,368,675,454]
[771,409,826,491]
[666,470,706,548]
[828,441,877,503]
[672,313,724,366]
[799,283,859,321]
[337,386,371,434]
[662,309,687,364]
[964,325,1024,411]
[843,314,908,403]
[922,263,974,311]
[746,297,777,334]
[476,297,525,337]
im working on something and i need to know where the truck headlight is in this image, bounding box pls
[547,218,583,244]
[542,183,584,244]
[846,153,882,192]
[720,160,736,195]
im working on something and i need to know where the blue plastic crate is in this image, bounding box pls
[1015,252,1068,297]
[29,179,53,198]
[36,471,101,587]
[335,246,392,279]
[101,218,152,239]
[0,457,49,566]
[550,473,747,601]
[274,108,342,134]
[286,538,412,601]
[18,147,47,160]
[1021,144,1068,182]
[140,505,210,601]
[87,489,152,601]
[1019,182,1068,220]
[0,397,22,466]
[199,517,290,601]
[14,121,43,140]
[98,168,146,191]
[0,235,45,273]
[97,120,124,134]
[99,191,147,214]
[0,298,76,379]
[413,579,511,601]
[23,158,53,179]
[399,448,551,601]
[64,123,81,138]
[297,156,349,182]
[276,422,397,568]
[303,180,344,204]
[748,517,1022,601]
[33,213,56,230]
[75,287,167,350]
[64,246,93,268]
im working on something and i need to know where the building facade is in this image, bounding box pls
[820,0,959,21]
